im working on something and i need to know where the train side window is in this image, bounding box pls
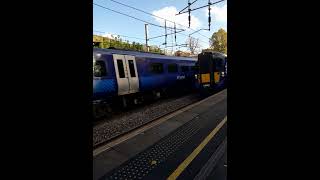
[181,66,189,72]
[168,63,178,73]
[150,63,163,74]
[128,60,136,77]
[93,60,107,77]
[117,59,126,78]
[191,66,199,72]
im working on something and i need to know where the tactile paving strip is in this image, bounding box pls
[99,116,203,180]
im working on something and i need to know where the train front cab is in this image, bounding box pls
[196,52,227,94]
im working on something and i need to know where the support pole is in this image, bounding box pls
[145,24,149,52]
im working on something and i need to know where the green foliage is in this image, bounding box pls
[93,35,163,54]
[210,28,227,54]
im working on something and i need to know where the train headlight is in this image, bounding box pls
[194,74,198,79]
[95,53,101,59]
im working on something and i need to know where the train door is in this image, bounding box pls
[113,54,139,95]
[124,55,139,94]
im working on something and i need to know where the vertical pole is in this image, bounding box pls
[165,20,167,47]
[145,24,149,52]
[208,0,211,31]
[171,28,174,55]
[188,0,191,28]
[174,23,177,46]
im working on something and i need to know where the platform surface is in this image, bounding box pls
[93,89,227,180]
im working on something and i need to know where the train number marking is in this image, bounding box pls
[176,75,185,80]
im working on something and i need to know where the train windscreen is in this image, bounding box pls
[198,54,211,73]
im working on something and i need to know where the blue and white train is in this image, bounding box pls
[93,48,198,118]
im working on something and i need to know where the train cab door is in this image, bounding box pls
[113,54,139,95]
[124,55,139,94]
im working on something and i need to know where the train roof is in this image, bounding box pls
[199,51,227,61]
[93,48,197,61]
[200,51,227,57]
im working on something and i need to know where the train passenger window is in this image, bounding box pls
[117,59,126,78]
[150,63,163,74]
[93,60,107,77]
[128,60,136,77]
[168,64,178,73]
[191,66,199,72]
[181,66,189,72]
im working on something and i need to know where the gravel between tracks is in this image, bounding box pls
[93,93,201,147]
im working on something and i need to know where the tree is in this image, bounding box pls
[210,28,227,54]
[93,34,165,53]
[186,36,201,55]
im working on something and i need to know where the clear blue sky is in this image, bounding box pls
[93,0,227,51]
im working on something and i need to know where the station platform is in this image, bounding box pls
[93,89,227,180]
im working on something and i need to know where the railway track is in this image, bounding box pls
[93,93,202,149]
[93,88,224,150]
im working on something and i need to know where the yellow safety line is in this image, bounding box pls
[167,116,227,180]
